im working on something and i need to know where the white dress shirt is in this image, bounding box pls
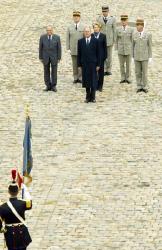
[138,31,144,38]
[94,32,100,39]
[122,25,128,32]
[48,35,52,40]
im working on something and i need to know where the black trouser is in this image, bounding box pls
[44,60,57,89]
[97,62,104,90]
[86,87,96,101]
[8,248,26,250]
[6,224,31,250]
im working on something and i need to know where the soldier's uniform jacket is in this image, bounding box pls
[97,15,116,46]
[66,23,84,55]
[133,31,152,61]
[0,198,32,249]
[116,26,134,55]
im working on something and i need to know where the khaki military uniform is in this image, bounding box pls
[66,23,84,81]
[116,26,134,82]
[133,31,152,90]
[97,15,116,73]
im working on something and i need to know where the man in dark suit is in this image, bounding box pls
[39,25,62,92]
[92,22,107,92]
[78,26,101,103]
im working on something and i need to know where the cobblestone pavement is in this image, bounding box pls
[0,0,162,249]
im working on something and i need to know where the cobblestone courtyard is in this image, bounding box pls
[0,0,162,249]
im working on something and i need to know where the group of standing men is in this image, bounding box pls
[39,5,152,103]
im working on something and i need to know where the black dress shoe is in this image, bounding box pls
[77,79,82,83]
[44,87,51,91]
[104,72,108,76]
[142,89,148,93]
[84,99,90,103]
[120,80,126,83]
[126,80,131,84]
[51,87,57,92]
[98,88,103,92]
[73,80,78,84]
[136,89,143,93]
[91,99,96,103]
[107,72,112,75]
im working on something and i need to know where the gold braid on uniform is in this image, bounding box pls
[26,200,32,209]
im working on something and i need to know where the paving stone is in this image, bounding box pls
[0,0,162,250]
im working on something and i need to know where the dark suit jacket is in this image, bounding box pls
[39,34,61,65]
[92,32,107,62]
[77,36,101,67]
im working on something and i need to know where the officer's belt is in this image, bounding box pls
[5,223,24,227]
[7,201,27,227]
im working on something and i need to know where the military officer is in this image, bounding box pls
[97,5,116,76]
[115,15,134,83]
[66,11,84,83]
[0,169,32,250]
[133,18,152,93]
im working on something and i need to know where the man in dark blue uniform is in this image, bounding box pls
[0,170,32,250]
[78,26,101,103]
[92,22,107,92]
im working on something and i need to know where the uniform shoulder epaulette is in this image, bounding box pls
[26,200,31,209]
[20,199,31,208]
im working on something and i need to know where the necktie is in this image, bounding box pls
[76,24,77,30]
[86,39,89,45]
[104,17,107,24]
[48,35,51,46]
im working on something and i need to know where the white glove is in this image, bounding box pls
[67,49,71,54]
[132,58,134,63]
[149,58,152,63]
[22,183,32,200]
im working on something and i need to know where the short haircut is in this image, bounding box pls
[93,22,101,28]
[46,25,53,30]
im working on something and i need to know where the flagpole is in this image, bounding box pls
[26,104,30,119]
[22,104,30,199]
